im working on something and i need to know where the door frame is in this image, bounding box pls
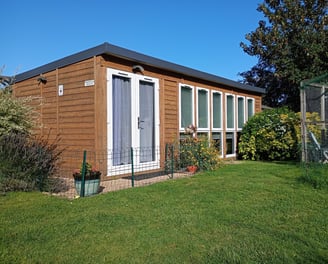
[106,68,160,176]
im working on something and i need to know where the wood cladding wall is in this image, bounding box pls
[14,58,98,177]
[14,54,263,178]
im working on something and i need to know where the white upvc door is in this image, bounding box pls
[107,68,160,175]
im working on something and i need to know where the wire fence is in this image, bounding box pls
[49,145,196,199]
[301,128,328,185]
[300,78,328,182]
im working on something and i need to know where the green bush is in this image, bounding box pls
[238,107,300,161]
[0,132,63,192]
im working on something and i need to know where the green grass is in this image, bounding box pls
[1,161,327,263]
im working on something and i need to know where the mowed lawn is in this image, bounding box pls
[1,161,327,263]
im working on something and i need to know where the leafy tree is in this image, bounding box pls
[240,0,328,111]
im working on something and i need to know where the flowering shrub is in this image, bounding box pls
[238,107,300,161]
[0,87,36,136]
[175,124,222,171]
[73,162,101,180]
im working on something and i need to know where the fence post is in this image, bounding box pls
[165,144,169,174]
[170,145,174,179]
[130,147,135,187]
[80,150,87,197]
[38,147,43,191]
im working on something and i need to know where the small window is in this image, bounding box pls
[226,132,235,156]
[197,132,209,140]
[180,85,194,130]
[212,92,222,129]
[212,132,222,155]
[226,94,235,129]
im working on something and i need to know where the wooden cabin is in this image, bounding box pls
[13,42,265,178]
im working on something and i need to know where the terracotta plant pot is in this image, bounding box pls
[186,165,198,173]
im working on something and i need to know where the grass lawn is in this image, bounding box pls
[1,161,327,263]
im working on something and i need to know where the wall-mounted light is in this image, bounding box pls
[132,65,144,74]
[0,75,14,87]
[37,74,47,84]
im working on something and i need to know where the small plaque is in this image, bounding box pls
[84,80,95,86]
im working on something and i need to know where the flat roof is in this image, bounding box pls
[15,42,265,94]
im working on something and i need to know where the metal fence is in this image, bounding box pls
[49,145,195,199]
[300,74,328,181]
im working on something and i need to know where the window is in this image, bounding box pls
[226,94,235,129]
[197,88,209,130]
[180,85,194,130]
[247,98,254,119]
[237,96,245,129]
[225,132,235,156]
[212,132,222,156]
[212,91,222,129]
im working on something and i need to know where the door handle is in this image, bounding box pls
[138,117,144,129]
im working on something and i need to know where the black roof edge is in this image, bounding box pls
[15,42,265,94]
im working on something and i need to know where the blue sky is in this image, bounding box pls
[2,0,263,81]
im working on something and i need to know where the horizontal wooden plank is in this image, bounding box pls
[56,87,95,97]
[58,109,94,117]
[42,117,57,123]
[59,116,95,124]
[58,67,94,78]
[58,75,95,86]
[164,101,178,107]
[58,97,94,107]
[60,138,94,146]
[59,122,94,131]
[58,128,94,139]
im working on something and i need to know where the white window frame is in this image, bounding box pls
[196,87,210,132]
[246,97,255,121]
[225,132,236,158]
[225,93,235,131]
[179,84,195,131]
[237,96,245,130]
[211,131,223,158]
[211,90,222,131]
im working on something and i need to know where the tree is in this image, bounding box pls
[240,0,328,111]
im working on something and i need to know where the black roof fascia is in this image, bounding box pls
[15,42,265,94]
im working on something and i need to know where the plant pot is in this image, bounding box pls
[74,178,100,196]
[186,165,198,174]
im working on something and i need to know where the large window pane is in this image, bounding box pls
[212,92,221,129]
[226,95,234,129]
[139,80,155,162]
[238,97,245,129]
[112,75,132,165]
[198,89,208,128]
[247,98,254,118]
[180,86,193,128]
